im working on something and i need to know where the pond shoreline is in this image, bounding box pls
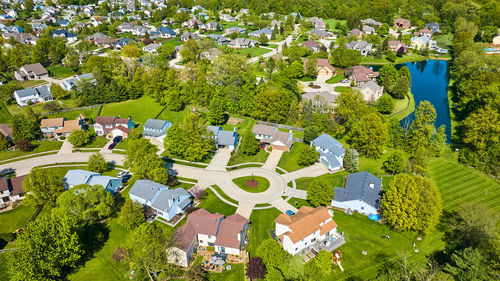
[361,56,451,65]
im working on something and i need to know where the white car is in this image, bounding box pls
[117,171,129,178]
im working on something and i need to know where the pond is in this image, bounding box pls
[372,60,451,142]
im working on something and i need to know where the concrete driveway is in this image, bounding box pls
[57,139,73,154]
[281,163,329,182]
[100,138,115,154]
[206,148,231,171]
[261,150,283,170]
[299,75,350,94]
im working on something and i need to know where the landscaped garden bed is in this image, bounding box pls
[232,176,270,193]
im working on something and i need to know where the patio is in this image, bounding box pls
[301,233,346,262]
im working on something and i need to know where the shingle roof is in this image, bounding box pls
[333,171,381,209]
[312,134,344,156]
[150,187,191,211]
[129,179,166,202]
[63,169,99,187]
[275,206,336,243]
[217,130,237,146]
[302,91,337,104]
[215,214,248,248]
[0,123,11,137]
[9,176,25,196]
[87,175,117,188]
[144,119,171,131]
[41,117,64,128]
[252,124,276,136]
[21,63,47,76]
[95,116,116,126]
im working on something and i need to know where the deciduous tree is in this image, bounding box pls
[0,133,9,151]
[256,239,287,271]
[307,178,334,207]
[349,113,388,158]
[88,152,108,173]
[380,174,419,231]
[384,151,406,174]
[298,146,319,167]
[247,257,266,280]
[68,130,91,147]
[23,168,65,207]
[376,94,394,114]
[118,199,145,230]
[303,126,319,143]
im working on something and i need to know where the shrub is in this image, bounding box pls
[206,246,215,252]
[15,139,31,151]
[111,246,128,262]
[0,232,15,242]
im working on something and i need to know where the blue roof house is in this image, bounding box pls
[311,134,345,171]
[331,171,382,216]
[157,26,176,38]
[207,126,238,151]
[63,169,122,194]
[142,119,172,143]
[129,180,192,221]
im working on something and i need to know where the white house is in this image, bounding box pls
[354,81,384,102]
[0,176,25,204]
[275,206,342,255]
[94,116,134,137]
[311,134,345,171]
[13,85,53,107]
[207,126,238,151]
[129,180,192,221]
[410,36,436,50]
[332,172,382,215]
[142,119,172,144]
[61,73,94,91]
[142,43,160,53]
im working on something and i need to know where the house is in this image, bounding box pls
[207,126,238,151]
[345,40,372,56]
[362,25,376,35]
[4,33,37,44]
[207,34,229,45]
[275,206,343,255]
[113,38,133,49]
[270,20,281,30]
[411,36,436,50]
[306,17,326,30]
[200,21,218,32]
[13,85,52,107]
[303,58,335,77]
[311,134,345,171]
[249,28,273,40]
[252,124,293,151]
[228,38,257,49]
[0,176,25,204]
[388,40,408,54]
[182,18,202,29]
[348,28,363,38]
[200,48,224,61]
[332,171,382,215]
[394,18,411,29]
[52,117,85,137]
[63,169,122,194]
[40,117,64,137]
[308,29,333,39]
[129,179,192,221]
[94,116,134,137]
[156,26,176,38]
[180,32,199,41]
[300,41,326,52]
[142,119,172,144]
[117,22,134,33]
[0,123,12,142]
[494,35,500,46]
[131,26,147,36]
[14,63,48,81]
[346,65,380,85]
[361,18,382,28]
[167,208,249,267]
[61,73,94,91]
[224,27,246,35]
[424,22,440,34]
[354,81,384,102]
[143,43,160,53]
[414,28,432,37]
[52,29,77,42]
[220,14,235,22]
[301,91,338,109]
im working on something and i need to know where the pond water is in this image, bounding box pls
[372,60,451,142]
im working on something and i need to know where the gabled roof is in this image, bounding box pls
[0,123,12,137]
[252,124,276,136]
[215,214,248,248]
[63,169,99,187]
[312,134,344,157]
[333,171,381,209]
[95,116,116,126]
[129,179,166,202]
[144,119,171,131]
[275,206,336,243]
[87,175,117,188]
[41,117,64,128]
[21,63,48,76]
[302,91,337,105]
[184,208,224,236]
[150,187,191,212]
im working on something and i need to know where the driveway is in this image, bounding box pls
[261,150,283,170]
[281,163,329,182]
[100,138,114,154]
[269,198,298,213]
[206,148,231,171]
[57,139,73,154]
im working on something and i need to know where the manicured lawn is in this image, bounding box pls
[278,128,303,139]
[210,185,238,205]
[198,189,237,216]
[246,207,282,256]
[266,44,278,49]
[114,138,130,150]
[232,176,270,193]
[277,142,309,172]
[323,19,347,31]
[159,37,184,46]
[13,79,48,88]
[334,86,350,93]
[155,107,190,124]
[294,171,349,190]
[360,52,428,65]
[0,140,62,161]
[0,102,11,123]
[208,263,244,281]
[388,92,415,121]
[326,71,345,84]
[45,106,100,121]
[77,136,108,148]
[0,201,38,233]
[232,47,272,58]
[286,197,312,209]
[227,149,269,166]
[46,64,76,79]
[100,96,165,125]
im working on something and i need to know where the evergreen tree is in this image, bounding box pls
[259,33,269,45]
[376,94,394,114]
[207,96,226,125]
[343,148,358,172]
[384,151,406,174]
[303,126,319,143]
[391,76,410,99]
[240,130,260,156]
[0,133,9,151]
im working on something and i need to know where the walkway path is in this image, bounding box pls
[281,163,329,182]
[261,150,283,170]
[57,139,73,154]
[247,35,293,64]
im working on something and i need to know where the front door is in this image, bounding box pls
[220,247,225,253]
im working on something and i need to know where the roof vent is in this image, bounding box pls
[369,182,375,189]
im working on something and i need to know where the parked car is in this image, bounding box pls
[108,143,117,150]
[121,174,132,183]
[341,79,350,83]
[113,136,123,143]
[286,210,295,216]
[117,171,128,178]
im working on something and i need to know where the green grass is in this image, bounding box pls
[232,176,270,193]
[326,71,345,84]
[198,189,237,216]
[208,263,244,281]
[360,52,428,65]
[277,128,304,139]
[388,92,415,121]
[434,33,453,49]
[295,171,349,190]
[246,207,282,256]
[12,79,48,88]
[323,18,347,32]
[0,201,38,233]
[286,197,313,209]
[231,47,272,58]
[114,138,130,150]
[44,106,100,121]
[46,64,76,79]
[100,96,165,125]
[77,136,108,148]
[266,44,278,49]
[0,140,62,161]
[159,37,184,46]
[0,101,12,123]
[210,185,238,205]
[227,149,269,166]
[277,142,309,172]
[155,107,190,124]
[334,86,350,94]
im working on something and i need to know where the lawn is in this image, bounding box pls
[155,107,190,124]
[77,136,108,148]
[221,117,256,134]
[0,140,62,162]
[246,207,282,257]
[198,189,237,216]
[360,52,429,65]
[232,47,272,58]
[277,128,304,139]
[388,92,415,121]
[334,86,350,94]
[232,176,270,193]
[208,263,244,281]
[0,101,11,123]
[210,185,238,205]
[227,149,269,166]
[100,96,165,125]
[44,106,100,121]
[326,71,345,84]
[46,64,76,79]
[434,33,453,49]
[0,201,38,234]
[13,79,48,88]
[294,171,349,190]
[277,142,309,172]
[323,18,347,31]
[159,37,184,46]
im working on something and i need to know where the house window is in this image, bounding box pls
[199,240,203,244]
[361,207,364,210]
[311,238,316,242]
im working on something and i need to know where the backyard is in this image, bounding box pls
[198,189,237,216]
[46,64,76,79]
[230,47,272,58]
[0,102,11,123]
[0,201,38,234]
[99,96,166,125]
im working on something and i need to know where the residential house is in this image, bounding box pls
[332,171,382,215]
[306,17,326,30]
[167,208,249,267]
[300,41,326,53]
[207,34,229,45]
[270,20,281,30]
[414,28,432,37]
[262,12,276,18]
[275,206,343,255]
[52,29,77,43]
[308,29,334,39]
[14,63,48,81]
[220,13,235,22]
[3,33,37,44]
[200,48,224,61]
[494,34,500,46]
[394,18,411,29]
[348,28,363,38]
[200,21,218,32]
[345,40,372,56]
[388,40,408,54]
[410,35,436,50]
[207,126,238,151]
[0,123,12,142]
[354,81,384,102]
[129,179,192,221]
[311,134,345,171]
[191,5,205,13]
[424,23,440,34]
[156,26,176,38]
[252,124,293,151]
[13,85,53,107]
[61,73,94,91]
[40,117,64,137]
[182,18,202,29]
[362,25,376,35]
[180,32,199,41]
[301,91,338,110]
[63,169,122,194]
[52,117,85,137]
[347,65,380,85]
[113,38,133,49]
[56,19,70,27]
[131,26,147,36]
[142,119,172,144]
[249,28,273,40]
[228,38,257,49]
[303,58,335,77]
[361,18,382,28]
[117,22,134,33]
[224,27,246,35]
[94,116,134,137]
[143,43,160,53]
[0,176,25,204]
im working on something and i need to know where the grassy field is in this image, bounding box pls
[326,71,345,84]
[232,176,270,193]
[334,86,350,94]
[198,189,237,216]
[46,64,76,79]
[12,79,48,88]
[77,136,108,148]
[0,140,62,161]
[231,47,272,58]
[227,149,269,166]
[100,96,165,125]
[246,207,282,256]
[159,37,184,46]
[0,201,37,233]
[277,142,309,172]
[388,92,415,121]
[360,52,429,65]
[277,128,304,139]
[45,106,100,122]
[209,263,245,281]
[155,107,190,124]
[0,102,11,123]
[295,171,349,190]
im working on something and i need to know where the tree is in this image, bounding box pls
[50,83,69,99]
[377,23,389,35]
[6,216,82,281]
[253,86,293,123]
[303,126,319,143]
[15,139,31,151]
[444,248,492,281]
[414,176,442,233]
[343,148,358,172]
[307,178,334,207]
[23,168,65,207]
[264,57,277,79]
[240,130,260,155]
[406,101,437,154]
[266,267,285,281]
[247,257,267,280]
[380,174,419,231]
[386,51,397,62]
[298,146,319,167]
[68,130,91,147]
[334,89,373,133]
[313,250,333,277]
[118,199,145,230]
[88,152,108,173]
[0,133,9,151]
[384,151,406,174]
[121,45,141,58]
[330,48,362,68]
[256,239,287,271]
[62,47,80,69]
[376,94,394,114]
[378,64,399,88]
[207,96,226,125]
[391,76,410,99]
[305,57,318,78]
[184,265,207,281]
[349,113,388,158]
[10,114,40,142]
[52,184,115,222]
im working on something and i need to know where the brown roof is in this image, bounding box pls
[185,208,224,236]
[21,63,48,76]
[0,178,8,191]
[300,40,324,51]
[350,65,379,82]
[317,58,335,72]
[174,221,198,251]
[0,123,12,137]
[40,117,64,128]
[115,118,130,125]
[275,206,336,243]
[252,124,277,136]
[9,176,25,196]
[113,125,130,134]
[95,116,116,126]
[54,119,82,134]
[215,214,248,249]
[270,130,293,149]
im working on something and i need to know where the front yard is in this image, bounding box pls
[227,149,269,166]
[0,140,62,162]
[277,142,309,172]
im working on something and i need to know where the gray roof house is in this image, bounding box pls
[142,119,172,143]
[13,85,53,107]
[345,40,373,56]
[14,63,48,81]
[224,27,246,35]
[252,124,293,151]
[354,81,383,102]
[311,134,345,171]
[228,38,257,49]
[129,180,192,221]
[308,29,334,39]
[301,91,338,110]
[332,171,382,216]
[424,22,440,34]
[180,32,199,41]
[207,126,238,151]
[208,34,229,45]
[63,169,122,194]
[61,73,94,91]
[249,28,273,40]
[156,26,176,38]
